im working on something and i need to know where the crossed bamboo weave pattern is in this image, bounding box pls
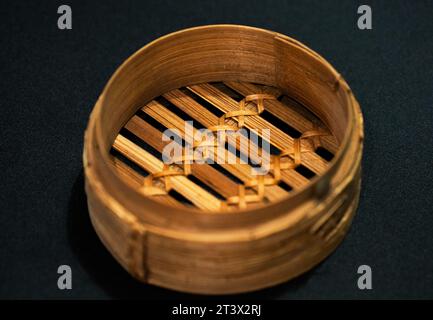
[139,93,329,209]
[227,126,328,208]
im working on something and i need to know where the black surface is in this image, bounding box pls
[0,0,432,299]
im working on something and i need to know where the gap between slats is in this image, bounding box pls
[187,83,329,174]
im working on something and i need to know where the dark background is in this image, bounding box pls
[0,0,432,299]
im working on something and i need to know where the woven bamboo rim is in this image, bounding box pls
[83,25,364,294]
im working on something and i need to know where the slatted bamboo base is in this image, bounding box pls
[111,81,338,211]
[83,25,364,294]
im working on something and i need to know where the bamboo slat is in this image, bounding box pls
[124,115,240,199]
[111,157,185,209]
[113,135,223,211]
[163,89,310,189]
[187,83,329,174]
[141,100,288,203]
[224,81,339,153]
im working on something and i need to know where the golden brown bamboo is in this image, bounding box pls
[83,25,364,294]
[113,135,223,211]
[224,81,339,153]
[187,83,329,174]
[163,88,310,189]
[111,156,185,208]
[141,100,288,202]
[124,115,241,199]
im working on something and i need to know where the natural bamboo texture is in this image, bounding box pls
[111,82,336,210]
[83,25,364,294]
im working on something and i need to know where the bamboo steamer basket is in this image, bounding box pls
[83,25,364,294]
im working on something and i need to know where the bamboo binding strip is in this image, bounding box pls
[83,25,364,294]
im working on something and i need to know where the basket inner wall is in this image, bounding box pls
[97,27,350,152]
[93,26,352,214]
